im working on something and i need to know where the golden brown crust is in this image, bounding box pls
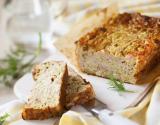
[76,13,160,58]
[107,13,160,30]
[75,13,160,84]
[82,98,95,107]
[22,107,61,120]
[135,48,160,83]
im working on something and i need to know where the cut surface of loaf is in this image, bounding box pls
[33,65,95,108]
[54,8,109,67]
[22,61,68,120]
[66,68,95,108]
[76,13,160,84]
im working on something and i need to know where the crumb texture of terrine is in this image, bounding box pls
[22,61,68,120]
[76,13,160,84]
[66,68,95,108]
[22,61,95,120]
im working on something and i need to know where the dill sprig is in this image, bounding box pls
[0,113,9,125]
[35,32,42,56]
[108,75,134,93]
[0,33,42,87]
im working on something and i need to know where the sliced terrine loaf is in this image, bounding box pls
[22,61,68,120]
[22,61,95,120]
[33,65,95,109]
[75,13,160,84]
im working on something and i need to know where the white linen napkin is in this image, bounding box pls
[59,106,104,125]
[0,100,104,125]
[146,79,160,125]
[0,100,59,125]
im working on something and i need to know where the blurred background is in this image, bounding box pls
[0,0,160,105]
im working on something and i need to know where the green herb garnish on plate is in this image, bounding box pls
[108,75,134,93]
[0,33,42,87]
[0,113,9,125]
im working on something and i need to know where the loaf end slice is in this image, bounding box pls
[66,68,95,108]
[22,61,68,120]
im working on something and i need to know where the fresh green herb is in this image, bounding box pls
[0,33,42,87]
[0,113,9,125]
[35,32,42,56]
[108,75,134,93]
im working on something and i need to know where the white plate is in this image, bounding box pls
[14,50,152,111]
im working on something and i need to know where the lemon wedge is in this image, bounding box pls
[59,111,103,125]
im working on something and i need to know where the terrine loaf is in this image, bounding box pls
[22,61,95,120]
[22,61,68,120]
[33,65,95,109]
[75,13,160,84]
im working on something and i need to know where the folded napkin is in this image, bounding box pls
[0,100,104,125]
[59,106,104,125]
[146,79,160,125]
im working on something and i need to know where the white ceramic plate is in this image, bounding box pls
[14,50,152,111]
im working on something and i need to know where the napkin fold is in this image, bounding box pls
[0,100,24,125]
[0,100,103,125]
[0,100,60,125]
[146,79,160,125]
[59,106,104,125]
